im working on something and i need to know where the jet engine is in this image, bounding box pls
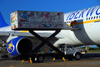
[7,37,33,56]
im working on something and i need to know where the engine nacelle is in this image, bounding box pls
[7,37,33,56]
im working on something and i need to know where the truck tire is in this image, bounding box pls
[37,55,44,63]
[75,53,81,60]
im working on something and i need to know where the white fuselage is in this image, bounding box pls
[54,6,100,47]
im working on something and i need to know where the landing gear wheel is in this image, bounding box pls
[75,53,81,60]
[37,55,44,63]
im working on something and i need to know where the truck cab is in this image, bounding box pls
[58,44,82,60]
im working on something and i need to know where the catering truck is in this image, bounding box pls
[12,43,82,62]
[58,44,81,60]
[7,10,81,62]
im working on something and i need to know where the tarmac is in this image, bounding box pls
[0,53,100,67]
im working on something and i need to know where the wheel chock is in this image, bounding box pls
[62,57,66,62]
[52,58,55,61]
[30,58,33,64]
[21,60,24,64]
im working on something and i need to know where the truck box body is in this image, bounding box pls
[11,10,65,30]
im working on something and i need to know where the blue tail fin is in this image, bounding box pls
[0,12,8,28]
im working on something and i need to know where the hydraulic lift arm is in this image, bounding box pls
[29,29,62,54]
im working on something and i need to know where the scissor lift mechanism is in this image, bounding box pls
[29,29,62,54]
[20,28,80,63]
[20,29,66,63]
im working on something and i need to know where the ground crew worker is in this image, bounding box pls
[71,20,76,28]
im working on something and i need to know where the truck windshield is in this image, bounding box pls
[67,45,72,48]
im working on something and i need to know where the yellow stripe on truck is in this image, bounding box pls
[19,30,29,32]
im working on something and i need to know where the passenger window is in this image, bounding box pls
[88,17,90,20]
[94,16,95,19]
[99,16,100,18]
[91,17,93,19]
[86,18,88,20]
[96,16,98,19]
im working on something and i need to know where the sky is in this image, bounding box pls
[0,0,99,47]
[0,0,100,25]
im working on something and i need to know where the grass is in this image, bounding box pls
[81,47,100,53]
[88,50,100,53]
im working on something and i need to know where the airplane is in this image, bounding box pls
[0,5,100,56]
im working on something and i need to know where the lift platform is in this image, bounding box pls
[10,10,80,62]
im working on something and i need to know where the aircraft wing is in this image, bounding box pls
[0,31,64,47]
[0,26,64,39]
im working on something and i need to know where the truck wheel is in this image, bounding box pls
[37,55,44,63]
[75,53,81,60]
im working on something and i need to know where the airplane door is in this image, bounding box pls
[73,19,83,28]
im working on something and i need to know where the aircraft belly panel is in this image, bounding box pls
[72,23,96,45]
[54,30,84,47]
[84,22,100,45]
